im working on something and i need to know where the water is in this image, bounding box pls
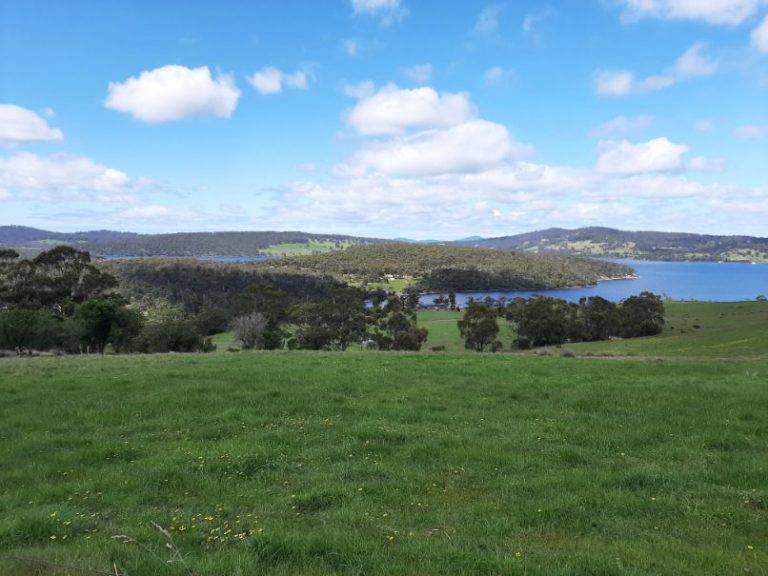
[196,256,273,262]
[421,260,768,305]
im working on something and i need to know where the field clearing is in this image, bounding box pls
[261,240,355,257]
[1,340,767,574]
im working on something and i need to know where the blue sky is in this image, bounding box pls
[1,0,768,239]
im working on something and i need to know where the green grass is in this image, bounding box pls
[562,301,768,359]
[1,346,767,574]
[418,309,515,352]
[1,302,767,574]
[261,240,355,257]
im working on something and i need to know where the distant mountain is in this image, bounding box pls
[457,227,768,262]
[0,225,138,246]
[86,231,389,257]
[455,235,485,243]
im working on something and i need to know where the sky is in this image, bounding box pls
[1,0,768,240]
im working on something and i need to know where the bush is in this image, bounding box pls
[137,320,209,353]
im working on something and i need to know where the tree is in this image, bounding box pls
[578,296,620,341]
[619,292,665,337]
[293,287,367,350]
[231,285,292,349]
[0,247,118,316]
[138,320,210,353]
[72,298,142,354]
[458,302,500,352]
[0,309,65,352]
[508,296,579,348]
[370,294,428,351]
[230,312,268,350]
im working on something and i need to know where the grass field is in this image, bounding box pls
[261,240,355,257]
[0,303,766,575]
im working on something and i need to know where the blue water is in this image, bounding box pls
[422,260,768,305]
[197,256,272,262]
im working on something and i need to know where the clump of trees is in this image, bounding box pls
[0,247,213,355]
[458,292,665,351]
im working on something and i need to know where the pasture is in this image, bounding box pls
[1,318,766,574]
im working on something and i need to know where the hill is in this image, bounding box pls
[0,225,138,246]
[87,231,389,257]
[460,227,768,262]
[270,243,635,291]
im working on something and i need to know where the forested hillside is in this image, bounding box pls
[87,231,385,257]
[0,225,138,246]
[270,244,635,290]
[462,227,768,262]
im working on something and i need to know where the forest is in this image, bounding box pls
[267,243,635,290]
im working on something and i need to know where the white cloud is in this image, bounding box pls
[247,67,309,95]
[522,8,555,36]
[735,124,768,138]
[105,65,240,123]
[402,63,432,84]
[342,39,360,56]
[593,70,636,97]
[752,15,768,52]
[121,205,182,219]
[674,43,719,77]
[696,119,715,131]
[0,188,11,201]
[616,0,762,25]
[341,80,376,99]
[346,85,475,135]
[337,120,534,177]
[594,43,717,97]
[351,0,407,24]
[0,105,64,144]
[483,66,514,86]
[596,138,690,174]
[0,152,156,204]
[592,115,654,137]
[474,5,502,34]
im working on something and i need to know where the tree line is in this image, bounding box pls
[0,248,428,355]
[457,293,665,352]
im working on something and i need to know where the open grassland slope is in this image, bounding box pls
[0,349,766,575]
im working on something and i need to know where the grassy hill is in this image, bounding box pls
[1,302,766,575]
[462,227,768,262]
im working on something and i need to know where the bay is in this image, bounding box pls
[421,260,768,305]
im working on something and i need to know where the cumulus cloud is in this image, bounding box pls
[596,138,723,175]
[615,0,762,25]
[351,0,407,24]
[337,120,534,177]
[105,65,240,123]
[247,67,309,95]
[735,124,768,138]
[596,138,691,174]
[752,15,768,52]
[346,85,475,135]
[402,63,432,84]
[594,43,717,96]
[592,115,654,137]
[0,104,64,145]
[0,152,145,201]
